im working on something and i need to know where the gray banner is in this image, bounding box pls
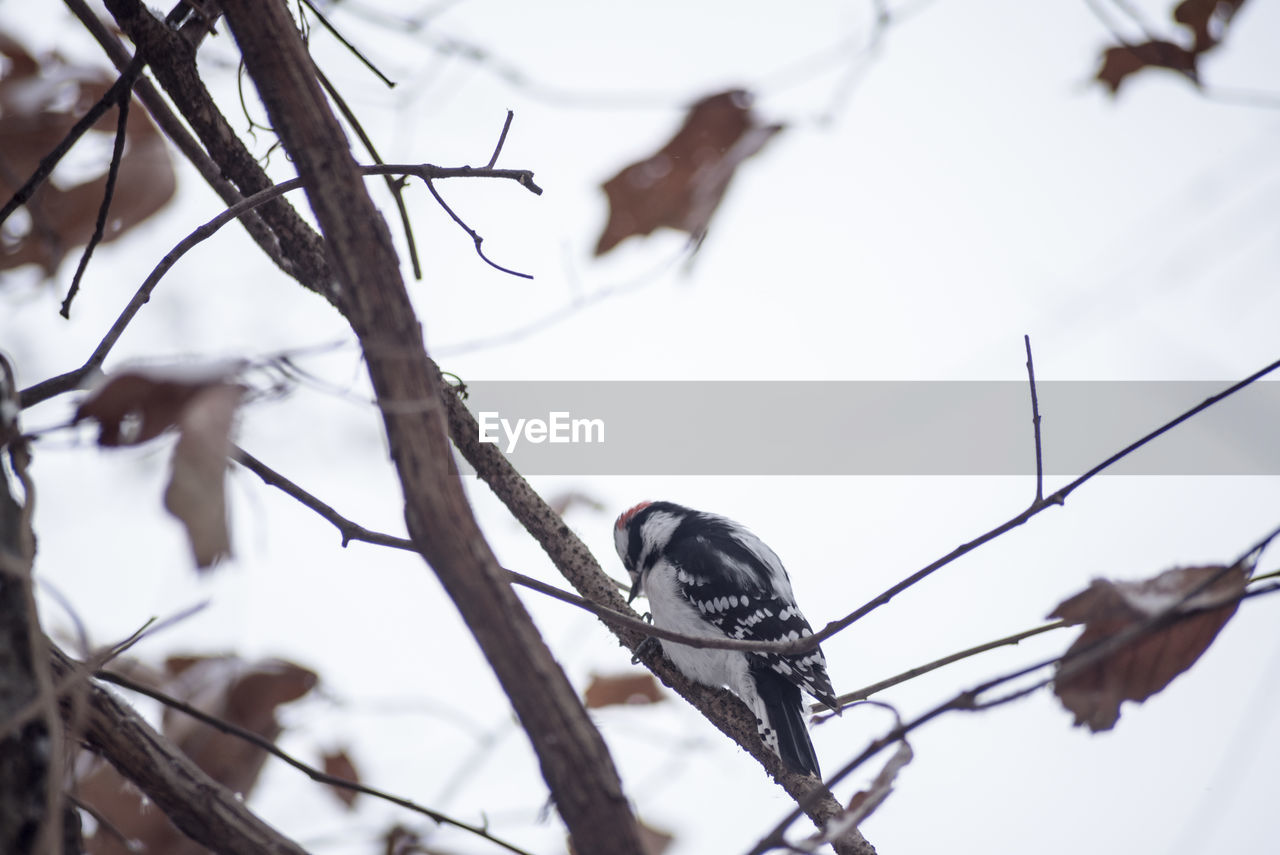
[455,381,1280,476]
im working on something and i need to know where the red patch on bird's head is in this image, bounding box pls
[615,501,653,531]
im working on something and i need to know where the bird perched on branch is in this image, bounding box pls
[614,500,838,776]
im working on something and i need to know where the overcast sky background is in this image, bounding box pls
[4,0,1280,853]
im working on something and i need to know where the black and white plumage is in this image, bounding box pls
[614,500,838,776]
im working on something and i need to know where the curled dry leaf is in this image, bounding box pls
[1093,0,1248,94]
[0,29,176,276]
[74,366,247,568]
[583,672,666,709]
[594,89,783,255]
[322,748,361,809]
[1048,563,1248,731]
[1095,41,1199,94]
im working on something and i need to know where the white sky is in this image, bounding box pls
[3,1,1280,854]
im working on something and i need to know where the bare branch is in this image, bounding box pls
[49,646,311,855]
[299,0,396,88]
[436,376,876,855]
[746,523,1280,854]
[215,3,644,852]
[1024,334,1044,504]
[60,95,130,319]
[820,619,1067,711]
[233,445,842,654]
[423,177,534,279]
[104,0,335,294]
[0,61,140,233]
[63,0,294,279]
[18,162,541,409]
[486,110,515,169]
[804,352,1280,649]
[95,668,536,855]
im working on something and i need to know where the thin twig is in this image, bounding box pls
[423,177,534,279]
[0,62,142,232]
[3,0,208,232]
[60,95,130,319]
[18,161,541,409]
[486,110,515,169]
[94,668,536,855]
[313,64,421,279]
[63,0,295,279]
[0,605,203,741]
[287,350,1280,660]
[747,522,1280,855]
[51,644,311,855]
[1024,334,1044,504]
[299,0,395,87]
[436,244,688,357]
[65,793,136,852]
[817,619,1068,712]
[232,445,828,653]
[803,352,1280,650]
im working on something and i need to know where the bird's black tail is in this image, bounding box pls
[752,664,821,777]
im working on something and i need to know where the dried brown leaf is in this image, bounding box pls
[322,748,361,809]
[1095,40,1199,94]
[158,655,318,791]
[162,381,245,568]
[583,672,665,709]
[0,29,175,276]
[1173,0,1247,52]
[594,89,782,255]
[79,655,318,855]
[1049,564,1247,731]
[74,371,212,446]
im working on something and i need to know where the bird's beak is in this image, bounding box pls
[627,580,640,604]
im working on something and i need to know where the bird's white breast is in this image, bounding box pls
[644,558,753,699]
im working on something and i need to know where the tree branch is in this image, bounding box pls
[49,647,310,855]
[804,352,1280,648]
[94,668,535,855]
[820,620,1067,711]
[64,0,296,280]
[214,3,644,854]
[746,524,1280,854]
[233,444,855,654]
[436,378,876,855]
[59,94,130,319]
[1024,333,1044,504]
[103,0,335,297]
[18,162,540,410]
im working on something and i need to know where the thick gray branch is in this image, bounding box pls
[214,2,644,853]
